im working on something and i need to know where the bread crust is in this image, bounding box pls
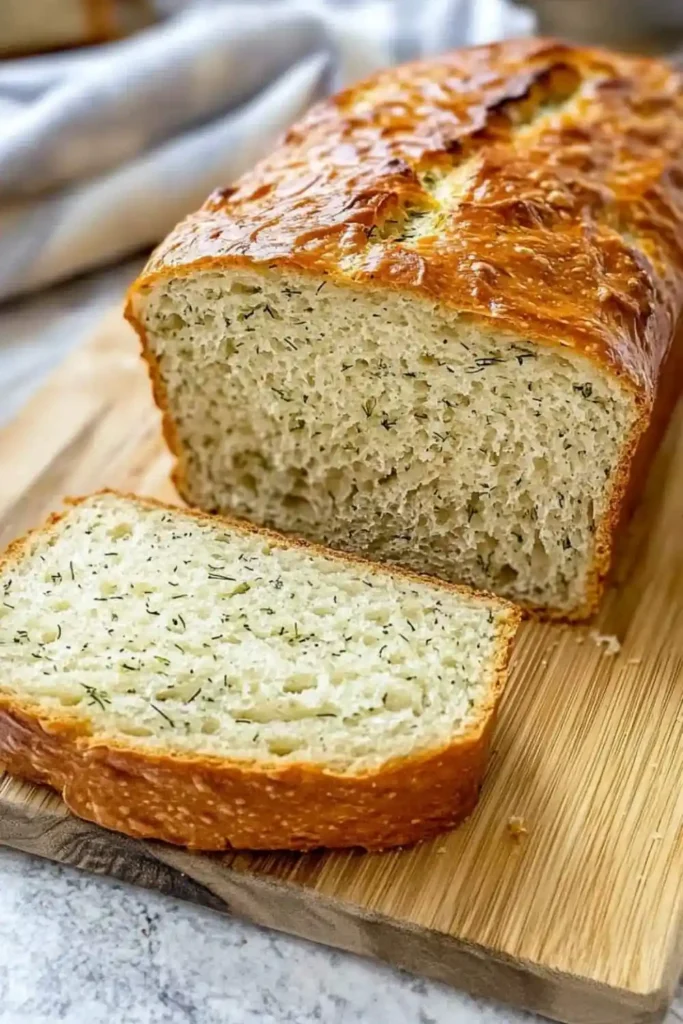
[0,0,117,56]
[0,493,519,851]
[86,0,117,42]
[125,39,683,621]
[128,39,683,397]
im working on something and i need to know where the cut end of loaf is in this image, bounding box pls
[131,268,637,617]
[0,493,517,776]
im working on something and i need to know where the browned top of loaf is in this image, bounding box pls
[135,38,683,400]
[87,0,117,39]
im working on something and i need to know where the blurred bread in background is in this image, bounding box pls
[0,0,156,56]
[512,0,683,54]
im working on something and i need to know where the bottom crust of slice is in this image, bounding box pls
[0,697,500,851]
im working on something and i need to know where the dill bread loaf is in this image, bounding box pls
[0,0,115,55]
[0,493,519,850]
[126,38,683,619]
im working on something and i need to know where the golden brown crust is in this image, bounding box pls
[124,39,683,622]
[0,0,118,55]
[0,699,497,850]
[127,38,683,398]
[85,0,117,42]
[0,492,519,851]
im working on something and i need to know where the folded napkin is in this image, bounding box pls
[0,0,533,303]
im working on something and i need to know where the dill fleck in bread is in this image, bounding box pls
[127,39,683,620]
[0,492,519,851]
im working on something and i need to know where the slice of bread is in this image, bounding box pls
[0,492,519,850]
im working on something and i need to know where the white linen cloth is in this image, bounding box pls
[0,0,533,303]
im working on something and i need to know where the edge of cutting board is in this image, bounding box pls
[0,773,672,1024]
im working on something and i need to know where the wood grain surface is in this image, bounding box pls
[1,310,682,1024]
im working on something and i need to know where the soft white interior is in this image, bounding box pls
[136,269,636,613]
[0,495,507,772]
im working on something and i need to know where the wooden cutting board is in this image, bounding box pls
[1,310,683,1024]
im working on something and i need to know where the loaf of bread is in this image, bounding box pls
[126,39,683,619]
[0,492,519,850]
[0,0,116,55]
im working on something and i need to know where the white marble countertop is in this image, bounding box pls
[0,846,533,1024]
[0,266,681,1024]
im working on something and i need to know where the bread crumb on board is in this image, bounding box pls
[507,816,528,839]
[589,631,621,656]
